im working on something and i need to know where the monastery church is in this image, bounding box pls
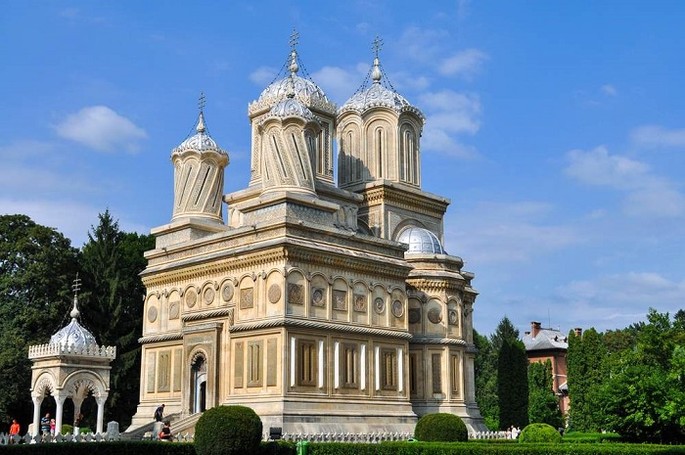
[128,36,484,434]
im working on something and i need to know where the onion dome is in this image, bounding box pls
[49,287,98,350]
[339,38,424,120]
[248,45,336,117]
[261,89,318,124]
[397,226,446,254]
[172,110,228,160]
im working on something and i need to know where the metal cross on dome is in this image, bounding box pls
[72,274,81,298]
[372,35,384,58]
[289,28,299,51]
[198,91,206,113]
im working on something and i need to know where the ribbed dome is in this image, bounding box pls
[50,318,98,350]
[265,95,317,122]
[249,48,336,117]
[339,55,424,119]
[259,75,329,110]
[172,112,228,158]
[397,226,446,254]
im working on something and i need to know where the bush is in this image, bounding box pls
[414,413,468,442]
[518,423,563,443]
[194,405,263,455]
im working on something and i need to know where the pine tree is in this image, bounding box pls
[80,211,153,428]
[497,339,529,430]
[567,327,606,431]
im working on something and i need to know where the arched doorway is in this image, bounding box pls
[190,355,207,414]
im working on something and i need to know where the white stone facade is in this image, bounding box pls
[128,40,484,435]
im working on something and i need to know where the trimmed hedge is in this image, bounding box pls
[518,423,562,444]
[414,413,468,442]
[0,441,292,455]
[194,405,262,455]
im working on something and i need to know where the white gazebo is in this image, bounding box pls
[28,278,116,436]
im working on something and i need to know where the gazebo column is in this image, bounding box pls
[31,396,42,437]
[55,394,67,435]
[96,395,108,434]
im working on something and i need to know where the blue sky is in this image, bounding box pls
[2,1,684,337]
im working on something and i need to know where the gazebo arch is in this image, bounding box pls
[28,278,116,437]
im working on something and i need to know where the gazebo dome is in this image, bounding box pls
[49,303,97,350]
[49,318,98,350]
[397,226,446,254]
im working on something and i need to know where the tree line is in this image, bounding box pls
[475,311,685,443]
[0,212,153,431]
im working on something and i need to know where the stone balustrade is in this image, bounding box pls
[28,343,116,360]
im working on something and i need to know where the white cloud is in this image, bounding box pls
[439,49,488,79]
[564,146,685,217]
[419,90,481,157]
[557,272,685,329]
[601,84,617,96]
[398,26,449,63]
[54,106,147,153]
[446,201,579,264]
[630,125,685,148]
[249,66,277,86]
[311,65,364,105]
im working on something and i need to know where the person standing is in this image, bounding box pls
[49,418,56,436]
[9,419,20,443]
[154,404,165,422]
[40,413,50,436]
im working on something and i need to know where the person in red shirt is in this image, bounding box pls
[9,419,20,443]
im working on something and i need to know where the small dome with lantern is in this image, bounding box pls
[397,226,446,255]
[49,279,98,350]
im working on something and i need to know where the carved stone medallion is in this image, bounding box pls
[169,301,180,320]
[203,288,215,305]
[311,288,325,307]
[222,283,234,302]
[185,289,197,308]
[427,307,443,324]
[147,306,158,323]
[268,284,281,304]
[374,297,385,314]
[392,299,404,318]
[408,308,421,324]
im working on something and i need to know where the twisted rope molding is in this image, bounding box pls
[182,307,233,322]
[138,332,183,344]
[410,337,468,346]
[231,317,412,340]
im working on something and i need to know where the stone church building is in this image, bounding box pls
[128,39,484,434]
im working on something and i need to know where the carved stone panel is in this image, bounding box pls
[333,290,347,311]
[374,297,385,314]
[234,342,244,388]
[288,283,304,305]
[427,308,442,324]
[353,294,367,312]
[448,309,458,326]
[267,339,277,387]
[432,353,442,394]
[203,288,215,305]
[240,288,254,309]
[146,352,156,393]
[408,308,421,324]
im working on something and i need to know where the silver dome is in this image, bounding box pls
[172,112,228,158]
[265,95,317,122]
[397,226,446,254]
[50,318,98,350]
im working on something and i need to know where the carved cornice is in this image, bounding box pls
[182,308,233,322]
[230,317,412,340]
[406,277,467,293]
[361,184,449,217]
[183,322,223,335]
[138,332,183,344]
[410,337,468,346]
[142,247,288,287]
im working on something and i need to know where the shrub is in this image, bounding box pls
[518,422,562,443]
[414,413,468,442]
[194,405,263,455]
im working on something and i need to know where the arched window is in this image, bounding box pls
[375,127,384,178]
